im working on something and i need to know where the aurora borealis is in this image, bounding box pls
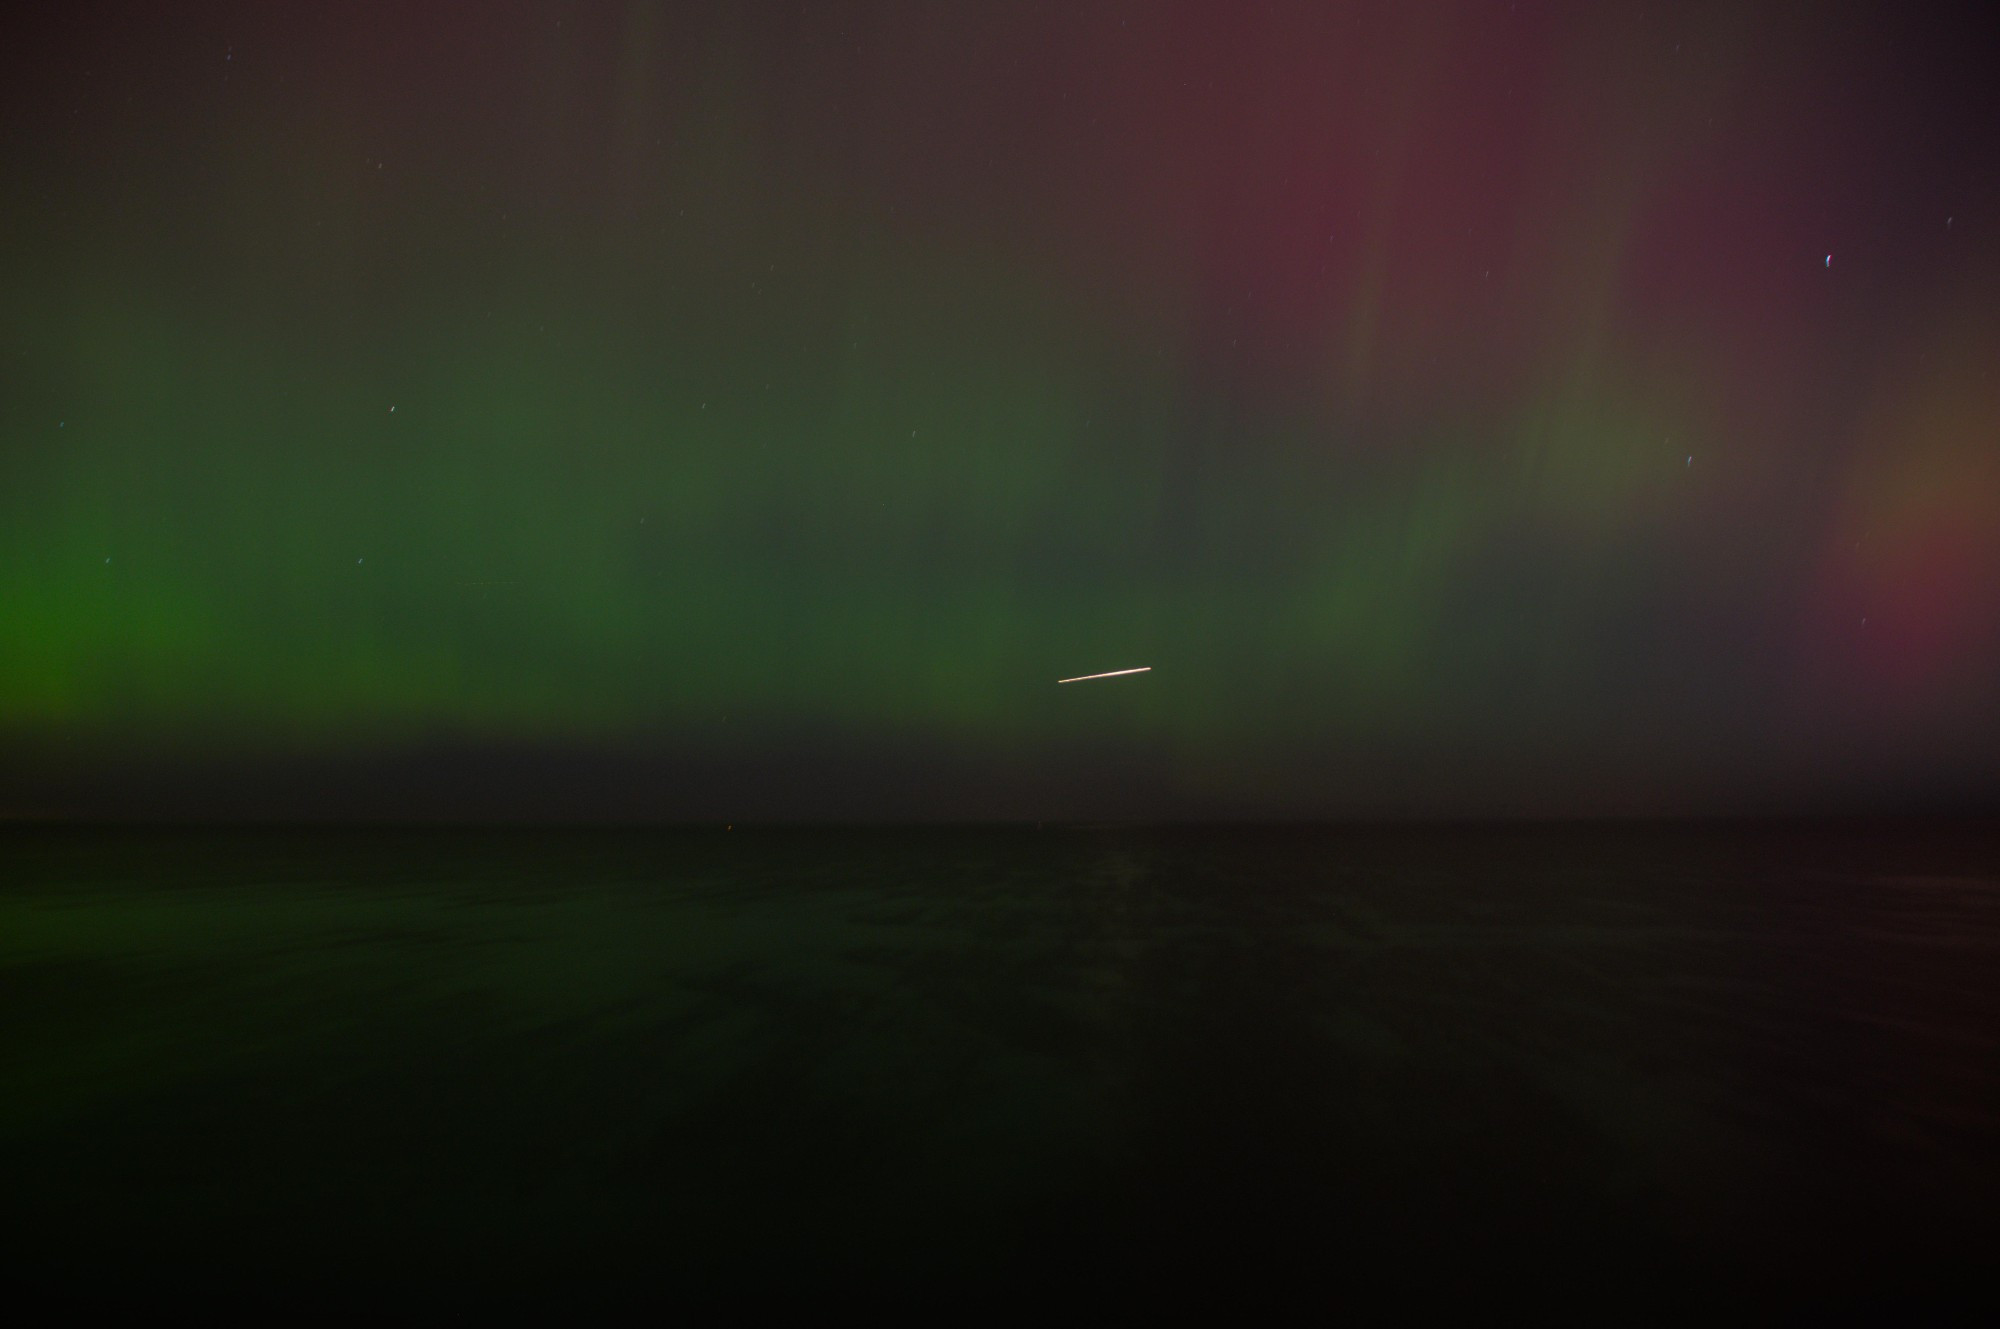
[5,1,1999,818]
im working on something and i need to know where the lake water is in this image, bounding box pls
[3,823,1996,1311]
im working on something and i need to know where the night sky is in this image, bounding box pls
[5,1,1999,819]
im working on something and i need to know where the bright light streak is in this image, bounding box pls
[1057,667,1152,684]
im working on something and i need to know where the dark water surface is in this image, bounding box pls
[3,823,1997,1311]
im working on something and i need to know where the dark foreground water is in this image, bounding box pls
[3,823,1997,1313]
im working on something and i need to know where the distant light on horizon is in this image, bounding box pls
[1058,667,1153,684]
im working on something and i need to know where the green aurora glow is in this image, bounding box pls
[5,1,1999,816]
